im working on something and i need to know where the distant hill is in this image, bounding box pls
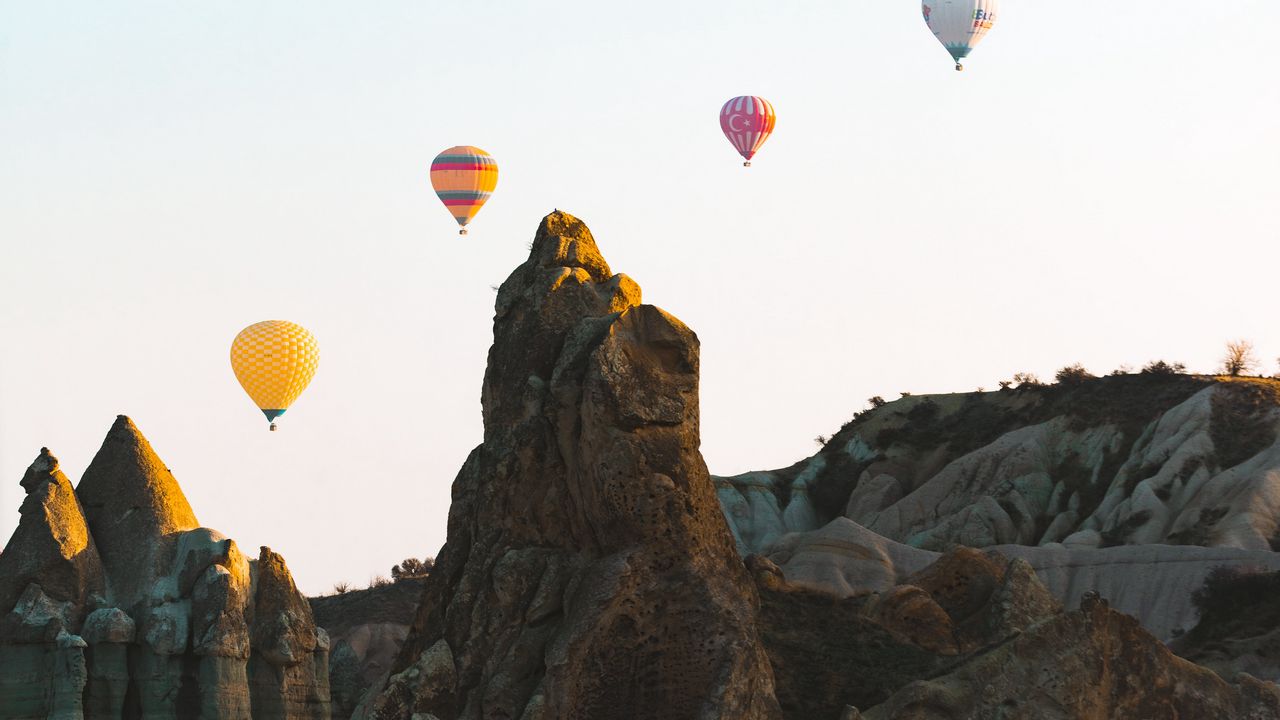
[310,577,427,720]
[718,373,1280,553]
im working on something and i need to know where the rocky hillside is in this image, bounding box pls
[0,416,330,720]
[310,578,427,720]
[721,374,1280,554]
[351,211,1280,720]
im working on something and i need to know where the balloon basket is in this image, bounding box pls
[459,228,468,235]
[269,423,277,432]
[743,161,751,167]
[955,63,964,72]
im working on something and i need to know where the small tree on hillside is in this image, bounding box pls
[1012,372,1043,388]
[1055,364,1095,385]
[1141,360,1186,376]
[391,557,435,581]
[1221,340,1258,377]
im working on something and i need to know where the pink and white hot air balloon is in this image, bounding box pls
[720,96,776,167]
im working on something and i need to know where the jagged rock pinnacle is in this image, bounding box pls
[75,415,199,611]
[0,448,105,641]
[368,211,780,719]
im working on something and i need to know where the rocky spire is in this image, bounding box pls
[366,211,780,719]
[0,448,105,640]
[75,415,199,611]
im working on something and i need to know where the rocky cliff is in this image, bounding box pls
[353,211,1280,720]
[311,577,427,719]
[361,211,781,719]
[718,376,1280,640]
[722,376,1280,553]
[0,416,330,720]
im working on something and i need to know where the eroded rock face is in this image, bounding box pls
[0,417,330,720]
[756,546,1062,720]
[309,577,427,719]
[364,211,780,720]
[721,377,1280,554]
[861,595,1280,720]
[765,517,1280,643]
[0,449,104,643]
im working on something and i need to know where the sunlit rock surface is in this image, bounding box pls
[0,416,330,720]
[362,211,781,720]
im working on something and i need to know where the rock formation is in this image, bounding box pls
[721,377,1280,553]
[753,545,1280,720]
[719,377,1280,641]
[310,577,427,720]
[362,211,781,719]
[0,416,330,720]
[1171,566,1280,684]
[861,593,1280,720]
[763,517,1280,642]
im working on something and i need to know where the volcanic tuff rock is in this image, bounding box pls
[764,517,1280,642]
[310,577,428,719]
[861,594,1280,720]
[752,545,1280,720]
[721,376,1280,552]
[1171,566,1280,684]
[0,415,330,720]
[362,211,781,720]
[719,376,1280,639]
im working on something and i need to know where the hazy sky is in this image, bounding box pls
[3,1,1278,594]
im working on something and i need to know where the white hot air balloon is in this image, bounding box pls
[922,0,998,71]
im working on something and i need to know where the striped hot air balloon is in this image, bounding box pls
[430,146,499,235]
[230,320,319,431]
[720,96,776,167]
[923,0,998,71]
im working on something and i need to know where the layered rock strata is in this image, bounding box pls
[362,211,781,719]
[0,416,330,720]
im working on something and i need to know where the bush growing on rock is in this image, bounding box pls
[333,581,351,595]
[390,557,434,580]
[1142,359,1187,375]
[1012,372,1043,388]
[1054,364,1095,385]
[1191,565,1280,618]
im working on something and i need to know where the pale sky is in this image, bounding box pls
[3,1,1278,595]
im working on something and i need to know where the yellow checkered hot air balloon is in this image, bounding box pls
[230,320,319,431]
[430,146,498,235]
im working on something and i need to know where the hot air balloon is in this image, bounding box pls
[230,320,319,431]
[720,96,776,167]
[922,0,998,71]
[430,146,498,235]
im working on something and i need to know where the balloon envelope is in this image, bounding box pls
[230,320,319,426]
[430,146,498,232]
[720,96,776,164]
[922,0,998,67]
